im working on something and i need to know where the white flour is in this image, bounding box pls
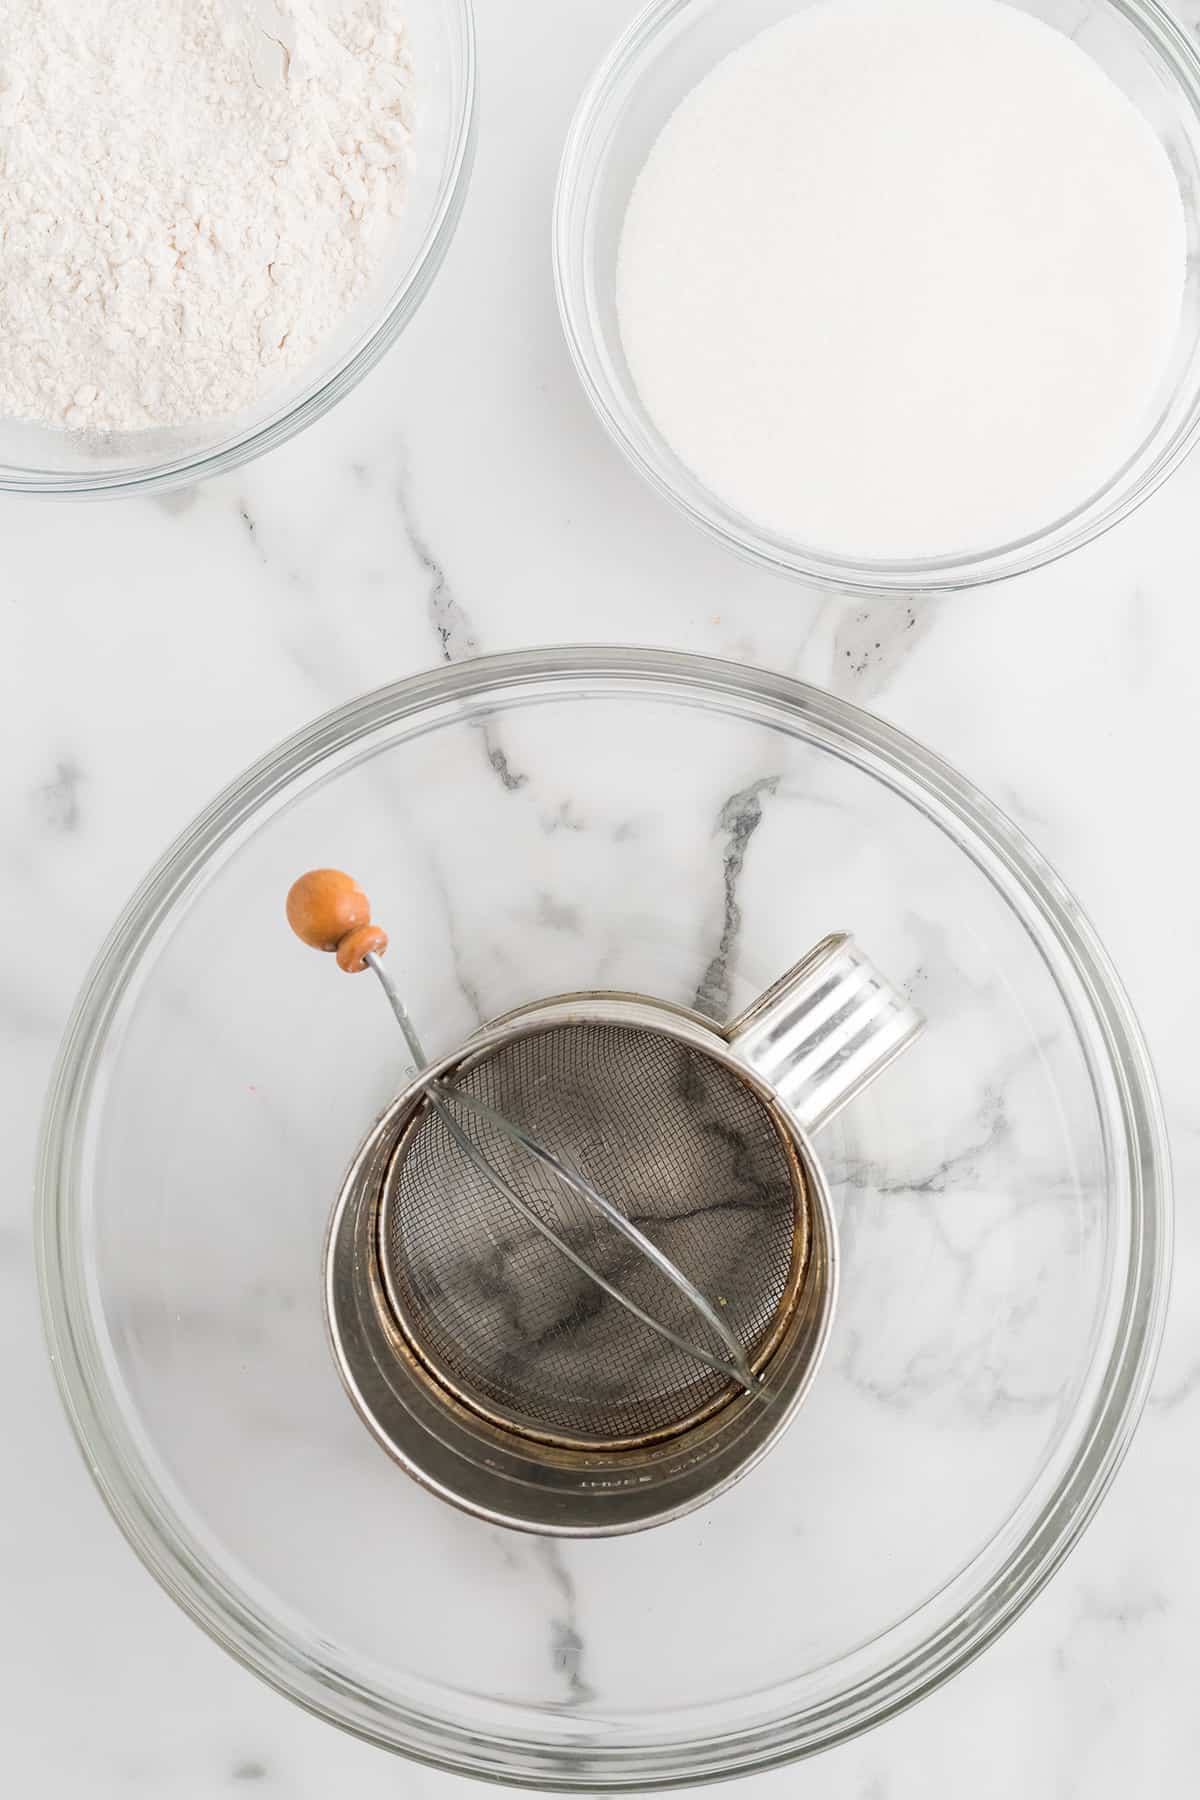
[617,0,1187,558]
[0,1,414,432]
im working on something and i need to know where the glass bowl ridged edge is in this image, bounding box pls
[552,0,1200,594]
[35,646,1172,1787]
[0,0,477,499]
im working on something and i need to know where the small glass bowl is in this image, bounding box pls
[555,0,1200,592]
[0,0,475,498]
[37,649,1170,1787]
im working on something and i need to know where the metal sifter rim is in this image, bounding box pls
[373,1013,813,1451]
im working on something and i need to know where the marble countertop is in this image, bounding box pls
[4,2,1200,1795]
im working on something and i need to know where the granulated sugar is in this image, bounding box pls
[617,0,1187,559]
[0,1,415,433]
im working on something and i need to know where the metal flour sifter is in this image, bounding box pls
[287,867,923,1535]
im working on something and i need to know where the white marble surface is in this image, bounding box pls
[3,1,1200,1794]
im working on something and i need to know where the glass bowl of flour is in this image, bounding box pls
[0,0,474,497]
[556,0,1200,591]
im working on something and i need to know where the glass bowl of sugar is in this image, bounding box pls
[555,0,1200,591]
[0,0,475,498]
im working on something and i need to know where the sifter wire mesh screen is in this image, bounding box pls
[379,1021,806,1445]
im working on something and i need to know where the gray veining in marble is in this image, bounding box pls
[693,777,780,1019]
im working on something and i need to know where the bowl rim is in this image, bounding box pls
[36,646,1172,1787]
[0,0,478,499]
[553,0,1200,594]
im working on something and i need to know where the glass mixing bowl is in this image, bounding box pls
[38,649,1169,1786]
[0,0,475,498]
[555,0,1200,592]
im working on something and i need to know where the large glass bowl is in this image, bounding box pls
[555,0,1200,592]
[0,0,475,498]
[37,648,1170,1786]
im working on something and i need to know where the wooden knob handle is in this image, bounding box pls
[286,869,389,973]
